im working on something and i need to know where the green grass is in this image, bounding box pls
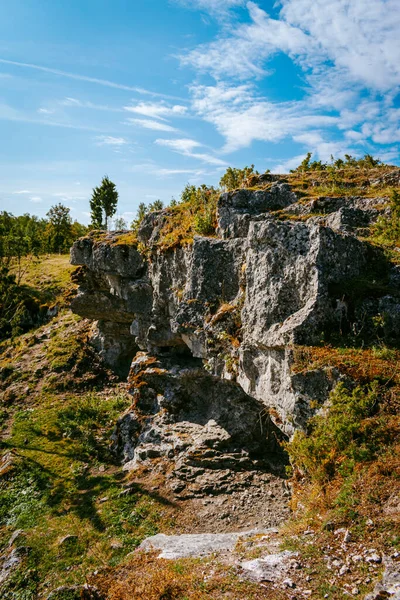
[10,254,76,305]
[0,389,175,598]
[0,252,175,597]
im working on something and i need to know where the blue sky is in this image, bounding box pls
[1,0,399,225]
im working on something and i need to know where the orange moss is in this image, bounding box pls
[208,303,235,326]
[292,345,400,388]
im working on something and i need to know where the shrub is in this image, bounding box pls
[193,211,215,235]
[219,165,259,191]
[288,383,379,486]
[373,188,400,246]
[0,266,44,340]
[290,152,386,173]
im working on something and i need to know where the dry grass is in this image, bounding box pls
[285,166,398,200]
[90,552,288,600]
[207,303,235,327]
[156,200,217,251]
[292,345,400,389]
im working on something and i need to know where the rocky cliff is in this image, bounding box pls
[70,179,400,500]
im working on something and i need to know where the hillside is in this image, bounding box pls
[1,165,400,600]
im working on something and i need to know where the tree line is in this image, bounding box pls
[1,176,120,267]
[0,205,87,268]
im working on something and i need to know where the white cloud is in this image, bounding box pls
[96,135,128,146]
[30,196,43,203]
[126,118,178,132]
[272,154,309,174]
[38,108,55,114]
[124,102,187,120]
[156,138,201,153]
[158,168,203,176]
[181,0,400,91]
[156,137,227,165]
[0,101,101,131]
[127,162,204,177]
[180,2,309,79]
[280,0,400,91]
[13,189,33,194]
[178,0,400,162]
[62,97,122,112]
[53,193,87,201]
[191,83,337,152]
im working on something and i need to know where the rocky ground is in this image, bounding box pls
[126,466,291,533]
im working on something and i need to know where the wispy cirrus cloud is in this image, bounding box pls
[158,168,203,176]
[173,0,245,17]
[156,138,201,153]
[0,58,184,101]
[62,97,123,112]
[180,2,309,79]
[38,107,55,115]
[95,135,128,146]
[155,137,227,165]
[182,0,400,91]
[128,160,205,177]
[0,101,101,131]
[124,102,187,120]
[190,83,338,153]
[280,0,400,91]
[126,118,178,132]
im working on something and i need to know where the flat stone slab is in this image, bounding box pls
[241,551,297,582]
[139,530,268,559]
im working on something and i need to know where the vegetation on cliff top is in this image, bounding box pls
[124,154,399,252]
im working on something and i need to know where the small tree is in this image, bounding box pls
[101,176,118,229]
[90,176,119,230]
[131,202,148,232]
[46,203,72,254]
[113,216,127,230]
[219,165,259,191]
[148,199,164,212]
[90,186,103,229]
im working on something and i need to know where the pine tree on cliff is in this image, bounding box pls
[90,176,119,230]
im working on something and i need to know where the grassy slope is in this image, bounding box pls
[9,255,76,306]
[0,257,178,598]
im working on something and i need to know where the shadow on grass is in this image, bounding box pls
[2,443,175,534]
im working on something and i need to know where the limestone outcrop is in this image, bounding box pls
[70,182,400,493]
